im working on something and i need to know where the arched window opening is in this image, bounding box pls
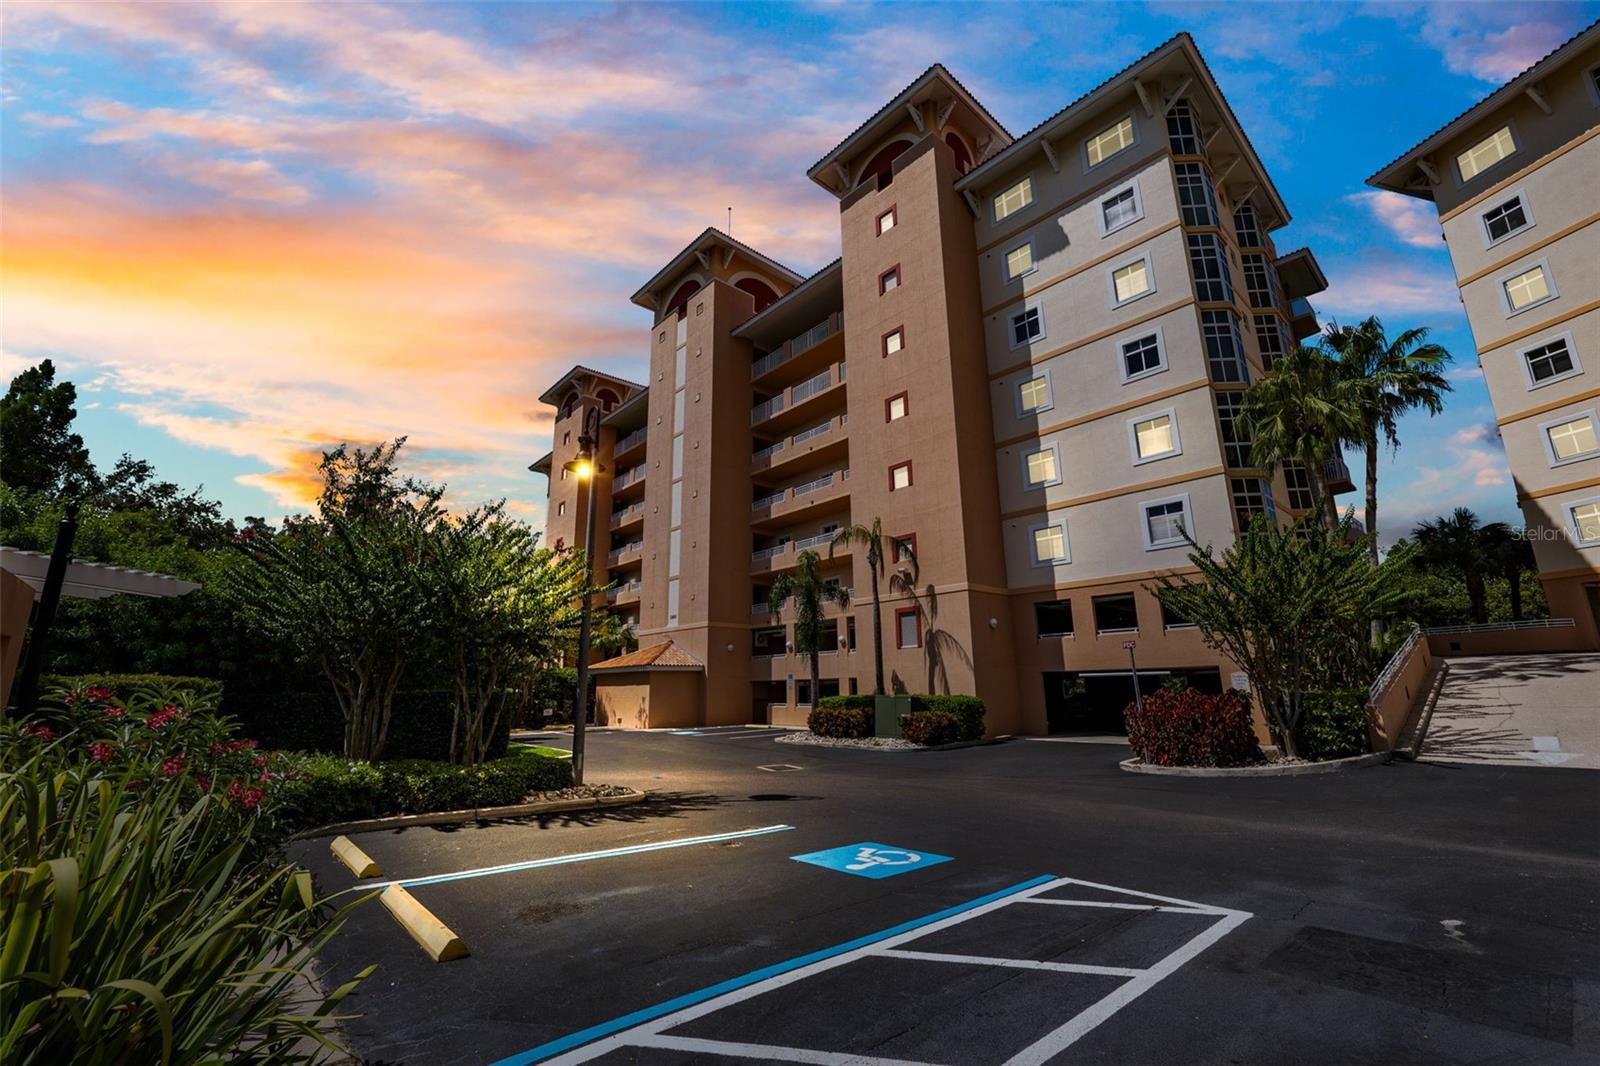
[859,140,910,191]
[559,392,580,419]
[735,277,780,314]
[666,280,701,320]
[595,388,620,412]
[945,132,973,175]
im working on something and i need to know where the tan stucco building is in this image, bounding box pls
[1370,21,1600,650]
[533,34,1346,733]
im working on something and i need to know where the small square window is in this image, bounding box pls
[1024,446,1060,487]
[1092,593,1139,633]
[1119,331,1165,381]
[1543,412,1599,465]
[1031,522,1068,565]
[1010,306,1044,348]
[879,265,900,294]
[893,533,917,564]
[658,330,666,343]
[1100,180,1143,235]
[1571,499,1600,544]
[889,461,913,491]
[1502,262,1555,314]
[1086,115,1136,168]
[877,206,897,235]
[1456,125,1516,182]
[883,327,904,357]
[1111,258,1152,305]
[896,607,922,649]
[1142,495,1191,549]
[1481,191,1532,245]
[1160,600,1195,629]
[1131,410,1179,463]
[1017,373,1052,415]
[1034,599,1073,637]
[563,431,571,445]
[1521,334,1580,389]
[695,302,704,316]
[993,176,1033,222]
[885,392,908,422]
[1005,242,1036,280]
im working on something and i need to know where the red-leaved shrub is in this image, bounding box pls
[1124,687,1258,767]
[898,710,963,746]
[808,705,873,738]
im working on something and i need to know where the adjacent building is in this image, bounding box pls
[532,33,1342,734]
[1369,20,1600,649]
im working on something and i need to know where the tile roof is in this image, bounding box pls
[589,640,704,673]
[536,365,647,407]
[629,227,805,309]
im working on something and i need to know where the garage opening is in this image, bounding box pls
[1043,667,1223,735]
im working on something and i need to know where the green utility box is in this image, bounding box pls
[874,695,912,738]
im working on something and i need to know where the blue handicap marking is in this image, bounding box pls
[790,842,951,879]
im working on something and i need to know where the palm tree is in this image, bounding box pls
[830,518,897,695]
[1243,345,1362,527]
[769,550,851,710]
[1323,317,1452,567]
[1482,525,1537,621]
[1413,508,1508,624]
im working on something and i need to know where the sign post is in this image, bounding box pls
[1125,640,1151,765]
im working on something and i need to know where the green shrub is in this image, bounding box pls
[222,688,513,762]
[1298,688,1371,761]
[1125,688,1259,768]
[808,705,873,738]
[274,755,385,829]
[373,753,574,815]
[815,695,875,711]
[45,672,224,704]
[908,695,985,740]
[899,710,965,746]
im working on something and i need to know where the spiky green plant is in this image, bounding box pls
[768,550,851,709]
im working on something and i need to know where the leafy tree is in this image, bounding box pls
[1323,318,1452,566]
[0,359,97,496]
[1411,507,1510,625]
[1243,346,1362,526]
[878,544,971,695]
[829,518,899,696]
[1483,526,1537,622]
[768,550,850,711]
[1151,516,1410,759]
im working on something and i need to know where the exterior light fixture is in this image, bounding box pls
[561,404,607,785]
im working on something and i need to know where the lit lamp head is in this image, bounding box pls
[564,456,596,481]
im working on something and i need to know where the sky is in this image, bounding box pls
[3,0,1597,542]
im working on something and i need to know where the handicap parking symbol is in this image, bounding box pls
[790,841,952,879]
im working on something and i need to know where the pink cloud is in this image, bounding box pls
[1317,254,1463,318]
[1418,7,1574,83]
[1346,191,1443,250]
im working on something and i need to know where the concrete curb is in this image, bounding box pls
[1392,660,1451,761]
[776,734,1014,753]
[1118,752,1390,777]
[290,788,648,840]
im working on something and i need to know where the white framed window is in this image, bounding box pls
[1004,241,1036,281]
[1098,178,1144,236]
[1500,259,1557,316]
[1022,444,1061,488]
[993,175,1034,222]
[1480,188,1533,247]
[1030,520,1070,566]
[1455,124,1516,183]
[1141,493,1192,550]
[1109,255,1154,307]
[1016,370,1053,416]
[1128,408,1181,464]
[1117,327,1167,383]
[1569,497,1600,545]
[1541,410,1599,466]
[1520,332,1581,390]
[1009,305,1045,349]
[1084,114,1137,169]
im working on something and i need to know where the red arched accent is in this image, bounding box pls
[735,277,779,313]
[666,280,701,319]
[595,388,620,412]
[945,132,973,175]
[859,140,910,191]
[559,392,579,418]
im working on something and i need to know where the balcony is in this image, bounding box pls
[606,579,642,606]
[1288,297,1320,341]
[753,415,848,477]
[607,540,644,567]
[611,463,647,500]
[609,501,645,531]
[751,535,852,574]
[613,427,647,460]
[1324,454,1355,494]
[751,312,843,384]
[752,361,847,432]
[752,469,851,529]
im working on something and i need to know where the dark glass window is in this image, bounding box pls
[1166,99,1201,156]
[1160,600,1195,629]
[1233,199,1262,246]
[1092,594,1139,633]
[1121,333,1163,378]
[1482,196,1528,242]
[1282,461,1316,511]
[1524,338,1575,383]
[1187,233,1234,303]
[1035,600,1074,637]
[1230,477,1275,528]
[1201,310,1249,384]
[1243,253,1280,310]
[1174,162,1219,227]
[1214,390,1252,468]
[1254,315,1288,370]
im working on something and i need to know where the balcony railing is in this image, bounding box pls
[794,531,834,551]
[750,312,842,379]
[609,501,645,527]
[613,465,646,490]
[790,368,833,405]
[792,471,838,498]
[752,544,788,561]
[751,394,785,425]
[792,420,834,445]
[753,440,785,463]
[752,490,787,512]
[606,540,644,565]
[605,579,642,602]
[614,427,647,454]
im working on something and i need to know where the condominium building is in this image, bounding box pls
[532,33,1339,734]
[1369,21,1600,649]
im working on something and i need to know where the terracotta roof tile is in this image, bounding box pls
[589,640,704,672]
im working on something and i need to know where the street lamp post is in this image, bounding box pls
[564,405,604,786]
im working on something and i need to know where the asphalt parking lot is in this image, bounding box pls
[291,727,1600,1065]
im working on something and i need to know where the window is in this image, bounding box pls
[1174,162,1219,227]
[1035,600,1073,637]
[1571,499,1600,545]
[1501,261,1556,315]
[889,461,913,491]
[1031,522,1069,565]
[879,265,900,294]
[1542,412,1599,465]
[1118,330,1166,382]
[993,176,1033,221]
[1092,593,1139,633]
[1590,64,1600,106]
[1166,99,1200,156]
[1282,461,1315,511]
[896,607,922,649]
[1233,199,1262,247]
[1130,410,1180,463]
[1023,445,1061,487]
[1110,257,1153,306]
[883,327,904,357]
[1242,253,1280,309]
[1141,494,1192,549]
[1214,391,1252,468]
[1521,334,1580,389]
[1456,125,1516,182]
[1230,477,1275,528]
[1160,599,1196,629]
[557,501,566,517]
[563,431,571,445]
[1017,372,1053,416]
[1010,305,1045,348]
[885,392,908,422]
[1254,315,1288,370]
[893,533,917,564]
[1201,309,1249,384]
[1005,241,1036,280]
[695,302,704,316]
[1188,233,1234,303]
[1099,180,1143,235]
[1085,115,1136,168]
[877,206,896,235]
[1481,191,1532,245]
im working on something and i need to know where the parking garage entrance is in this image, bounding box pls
[1043,668,1223,734]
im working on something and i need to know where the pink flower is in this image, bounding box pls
[159,756,186,777]
[210,742,227,755]
[85,687,114,702]
[22,721,54,740]
[88,741,116,764]
[102,706,126,720]
[196,774,211,792]
[242,787,264,810]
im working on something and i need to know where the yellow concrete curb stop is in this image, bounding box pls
[330,835,383,878]
[381,884,469,962]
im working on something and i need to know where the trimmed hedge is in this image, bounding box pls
[1125,688,1258,768]
[222,689,512,762]
[46,673,225,703]
[815,695,874,712]
[1298,688,1371,762]
[808,705,873,738]
[899,710,964,746]
[908,695,985,741]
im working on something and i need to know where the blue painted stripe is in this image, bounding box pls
[488,873,1057,1065]
[394,825,794,889]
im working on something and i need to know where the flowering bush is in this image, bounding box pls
[1124,687,1260,768]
